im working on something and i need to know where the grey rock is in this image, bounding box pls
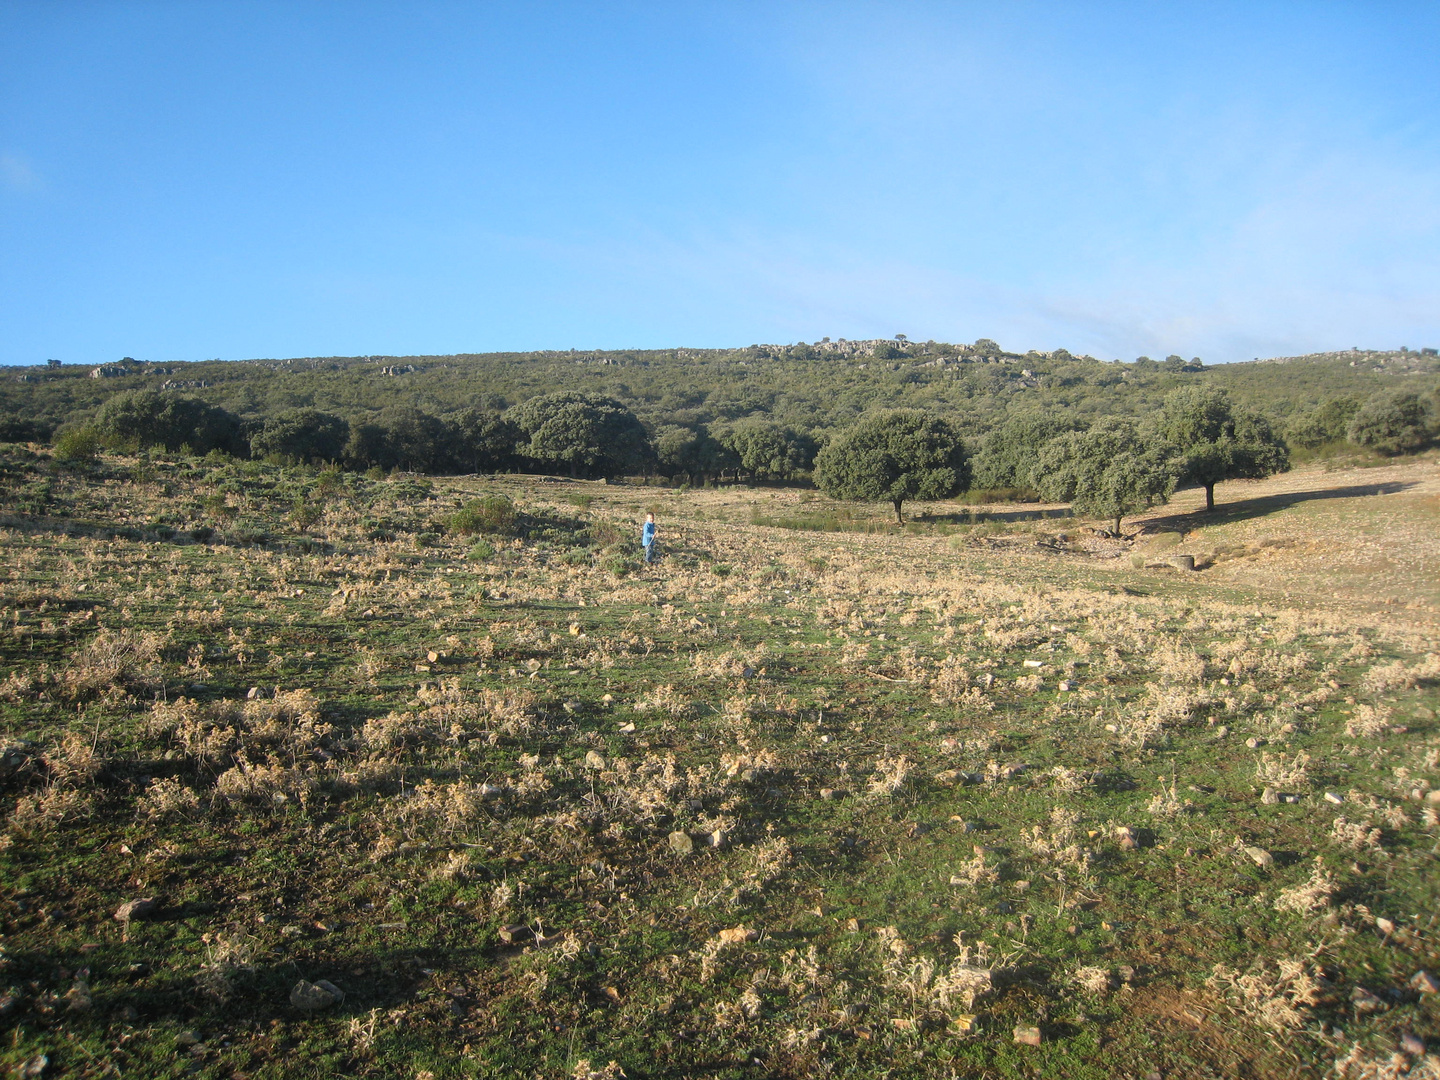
[1401,1033,1426,1056]
[1243,846,1273,868]
[114,897,156,923]
[289,979,343,1011]
[668,830,694,856]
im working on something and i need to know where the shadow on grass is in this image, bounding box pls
[1145,480,1420,533]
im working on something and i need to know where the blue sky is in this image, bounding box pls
[2,1,1437,366]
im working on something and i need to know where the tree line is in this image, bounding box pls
[47,379,1440,530]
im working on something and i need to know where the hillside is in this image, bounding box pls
[3,343,1437,447]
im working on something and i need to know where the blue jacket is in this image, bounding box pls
[642,521,656,546]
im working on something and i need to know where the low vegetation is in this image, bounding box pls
[0,442,1436,1078]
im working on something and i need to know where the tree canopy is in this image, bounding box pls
[1346,390,1438,456]
[250,408,349,464]
[814,409,969,522]
[93,390,243,455]
[1030,416,1177,535]
[1157,387,1289,510]
[507,392,652,478]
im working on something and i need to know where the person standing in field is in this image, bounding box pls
[641,512,657,565]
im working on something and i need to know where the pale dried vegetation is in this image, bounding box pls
[1,460,1438,1077]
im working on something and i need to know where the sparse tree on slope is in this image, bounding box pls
[1030,416,1177,536]
[814,409,969,523]
[1158,387,1289,511]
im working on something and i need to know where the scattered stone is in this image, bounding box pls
[64,979,92,1012]
[1410,970,1439,994]
[710,829,726,848]
[1401,1033,1427,1057]
[17,1054,48,1077]
[583,750,606,770]
[1426,790,1440,805]
[562,700,581,714]
[1377,917,1396,936]
[1261,787,1279,805]
[1058,680,1072,692]
[114,898,156,923]
[289,979,344,1011]
[176,1030,203,1046]
[717,925,759,944]
[668,831,694,856]
[820,787,837,800]
[1245,737,1265,749]
[1351,986,1385,1013]
[1324,791,1345,805]
[1023,659,1044,669]
[246,686,260,699]
[1280,793,1301,804]
[498,924,530,944]
[617,722,635,733]
[1215,725,1229,738]
[118,1005,138,1023]
[1243,846,1274,868]
[1013,1024,1042,1046]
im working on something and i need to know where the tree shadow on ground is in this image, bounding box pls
[919,507,1074,524]
[1144,480,1419,533]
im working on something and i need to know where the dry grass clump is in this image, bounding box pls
[1346,704,1394,738]
[62,627,168,699]
[1206,956,1325,1031]
[876,927,997,1015]
[1255,751,1310,789]
[1274,858,1338,915]
[1329,816,1383,851]
[1361,654,1440,694]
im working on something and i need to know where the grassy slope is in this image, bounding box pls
[0,447,1437,1078]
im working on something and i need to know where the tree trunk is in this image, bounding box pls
[893,499,905,524]
[1205,483,1216,511]
[1113,513,1123,537]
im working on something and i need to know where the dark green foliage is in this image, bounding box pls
[1158,387,1290,510]
[1031,416,1178,534]
[654,424,733,482]
[447,495,518,537]
[1286,396,1362,450]
[448,409,521,474]
[375,406,452,473]
[1346,390,1438,455]
[94,389,243,455]
[507,392,652,478]
[249,408,349,464]
[814,409,969,522]
[971,411,1087,491]
[718,418,815,480]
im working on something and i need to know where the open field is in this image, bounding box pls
[0,447,1437,1078]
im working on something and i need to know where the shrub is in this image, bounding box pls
[467,539,496,560]
[447,495,518,536]
[52,426,102,464]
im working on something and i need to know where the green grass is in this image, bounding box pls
[0,445,1435,1077]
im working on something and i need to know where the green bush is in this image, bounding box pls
[467,540,496,560]
[447,495,518,536]
[52,426,102,464]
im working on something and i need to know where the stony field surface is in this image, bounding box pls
[0,447,1437,1079]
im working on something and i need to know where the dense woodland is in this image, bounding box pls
[3,340,1438,495]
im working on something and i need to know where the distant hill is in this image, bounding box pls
[2,341,1436,447]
